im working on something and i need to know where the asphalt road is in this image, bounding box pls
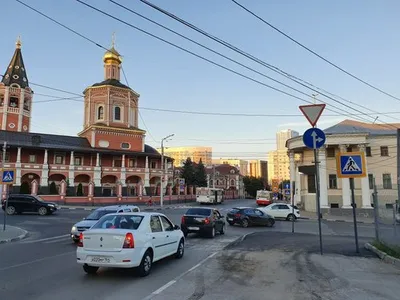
[0,199,396,300]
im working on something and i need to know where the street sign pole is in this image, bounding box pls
[313,130,323,255]
[2,141,8,231]
[349,177,360,253]
[291,180,295,233]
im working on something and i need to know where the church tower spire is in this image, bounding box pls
[0,37,33,132]
[103,33,122,81]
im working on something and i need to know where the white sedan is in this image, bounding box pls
[76,212,185,277]
[260,203,300,221]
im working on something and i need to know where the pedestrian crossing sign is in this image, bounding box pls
[1,169,15,184]
[336,152,366,178]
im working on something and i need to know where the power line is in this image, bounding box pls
[137,0,400,128]
[230,0,400,102]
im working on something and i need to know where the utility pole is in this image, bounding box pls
[160,134,174,208]
[397,129,400,207]
[2,141,8,231]
[212,165,216,188]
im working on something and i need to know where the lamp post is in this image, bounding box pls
[160,134,174,208]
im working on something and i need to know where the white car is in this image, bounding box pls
[260,203,300,221]
[70,205,140,242]
[76,212,185,277]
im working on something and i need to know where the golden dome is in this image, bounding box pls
[103,47,122,64]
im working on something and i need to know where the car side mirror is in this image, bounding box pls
[174,225,180,230]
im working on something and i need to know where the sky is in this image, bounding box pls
[1,0,400,160]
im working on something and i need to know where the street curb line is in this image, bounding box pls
[0,228,28,244]
[299,216,372,224]
[364,243,400,269]
[59,205,194,211]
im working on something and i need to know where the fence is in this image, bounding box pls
[372,182,400,248]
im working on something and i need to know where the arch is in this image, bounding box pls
[48,174,66,182]
[230,179,235,186]
[150,176,161,196]
[126,175,141,184]
[75,174,91,196]
[114,106,121,121]
[150,176,161,185]
[126,175,141,196]
[48,174,66,195]
[101,175,118,197]
[97,106,104,120]
[20,173,40,194]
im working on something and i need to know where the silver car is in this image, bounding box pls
[70,205,140,242]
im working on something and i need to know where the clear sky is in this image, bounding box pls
[1,0,400,159]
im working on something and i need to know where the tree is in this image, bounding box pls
[243,176,264,198]
[194,159,207,187]
[49,182,58,195]
[20,181,30,194]
[180,157,196,186]
[76,183,84,196]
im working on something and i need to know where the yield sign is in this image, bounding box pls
[299,104,326,127]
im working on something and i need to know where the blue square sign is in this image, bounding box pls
[2,169,15,184]
[336,152,366,178]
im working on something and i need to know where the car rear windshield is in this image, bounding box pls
[229,208,240,214]
[185,208,211,216]
[91,214,144,230]
[85,209,117,220]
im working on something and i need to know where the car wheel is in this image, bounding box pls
[241,218,249,228]
[209,227,216,238]
[138,250,153,277]
[266,219,275,227]
[220,224,225,235]
[83,264,99,275]
[182,229,188,238]
[38,207,48,216]
[6,205,16,215]
[175,239,184,259]
[287,214,297,221]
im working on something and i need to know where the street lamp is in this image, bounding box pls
[160,134,174,207]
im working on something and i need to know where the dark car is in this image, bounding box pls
[226,207,275,228]
[181,207,225,238]
[2,194,58,215]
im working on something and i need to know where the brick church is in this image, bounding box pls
[0,37,179,204]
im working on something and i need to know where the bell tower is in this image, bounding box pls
[78,34,146,152]
[0,37,33,132]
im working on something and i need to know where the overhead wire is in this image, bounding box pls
[230,0,400,102]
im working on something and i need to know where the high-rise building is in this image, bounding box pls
[248,160,268,185]
[267,150,290,183]
[160,146,212,167]
[276,129,299,150]
[212,158,248,176]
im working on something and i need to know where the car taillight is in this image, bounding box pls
[181,216,185,224]
[77,233,83,247]
[123,233,134,249]
[234,213,241,218]
[204,217,210,224]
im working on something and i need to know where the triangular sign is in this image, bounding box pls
[2,172,13,181]
[342,157,361,172]
[299,104,326,127]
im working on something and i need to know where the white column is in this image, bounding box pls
[339,145,352,208]
[15,147,22,186]
[120,154,126,186]
[359,144,372,208]
[318,147,329,207]
[289,151,295,198]
[295,166,301,204]
[94,153,101,186]
[40,149,49,186]
[43,149,48,164]
[17,89,25,131]
[96,153,100,167]
[68,151,75,186]
[17,147,21,163]
[2,87,9,130]
[144,156,150,187]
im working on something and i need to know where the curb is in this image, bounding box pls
[59,205,194,211]
[299,216,372,224]
[0,228,28,244]
[364,243,400,269]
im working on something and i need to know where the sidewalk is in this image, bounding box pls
[59,202,198,211]
[300,210,374,224]
[0,226,28,244]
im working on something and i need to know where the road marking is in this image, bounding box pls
[0,251,75,271]
[20,234,69,244]
[141,251,217,300]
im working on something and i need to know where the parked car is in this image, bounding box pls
[260,203,300,221]
[70,205,140,242]
[76,212,184,276]
[181,207,225,238]
[1,194,58,215]
[226,207,275,227]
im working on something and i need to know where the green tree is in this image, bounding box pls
[76,183,84,196]
[49,182,58,195]
[194,159,207,187]
[20,181,30,194]
[180,157,196,186]
[243,176,264,198]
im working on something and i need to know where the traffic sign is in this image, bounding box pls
[336,152,366,178]
[303,128,326,149]
[284,183,290,190]
[285,189,291,195]
[1,169,15,184]
[272,193,278,199]
[299,104,326,127]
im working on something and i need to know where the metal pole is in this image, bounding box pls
[160,139,164,208]
[213,165,215,188]
[291,180,295,233]
[313,145,323,255]
[349,178,360,253]
[397,129,400,208]
[372,176,380,242]
[2,141,8,231]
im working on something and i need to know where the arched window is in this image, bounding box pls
[231,179,235,186]
[114,106,121,121]
[97,106,104,120]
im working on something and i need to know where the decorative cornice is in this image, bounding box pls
[78,124,146,137]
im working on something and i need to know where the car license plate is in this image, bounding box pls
[228,218,233,221]
[91,256,110,263]
[188,227,199,230]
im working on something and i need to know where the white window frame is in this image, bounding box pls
[97,105,104,121]
[113,105,123,122]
